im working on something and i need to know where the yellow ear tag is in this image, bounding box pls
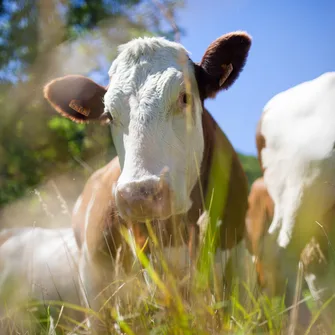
[69,99,91,117]
[219,63,233,87]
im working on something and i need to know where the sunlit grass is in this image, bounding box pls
[1,220,325,335]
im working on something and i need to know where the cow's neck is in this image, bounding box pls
[188,109,218,222]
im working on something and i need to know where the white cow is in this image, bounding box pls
[0,227,83,333]
[257,72,335,334]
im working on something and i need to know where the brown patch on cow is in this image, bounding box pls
[255,257,267,288]
[188,109,249,250]
[179,124,246,243]
[256,117,266,173]
[44,75,108,124]
[244,177,275,289]
[245,177,274,256]
[72,157,121,251]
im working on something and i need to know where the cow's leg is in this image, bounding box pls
[262,165,334,333]
[303,250,335,334]
[262,205,313,333]
[279,248,312,334]
[79,226,143,335]
[78,246,111,334]
[273,215,335,333]
[78,247,127,334]
[260,238,313,334]
[302,207,335,334]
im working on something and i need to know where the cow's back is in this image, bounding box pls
[259,72,335,173]
[0,228,80,301]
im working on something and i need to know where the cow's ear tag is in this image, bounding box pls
[69,99,91,117]
[219,63,233,87]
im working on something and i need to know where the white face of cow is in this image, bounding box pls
[104,38,204,220]
[44,32,251,222]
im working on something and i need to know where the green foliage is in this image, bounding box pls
[0,0,184,209]
[238,153,262,189]
[2,226,320,334]
[0,1,38,78]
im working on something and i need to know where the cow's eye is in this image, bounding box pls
[182,93,188,104]
[179,92,192,108]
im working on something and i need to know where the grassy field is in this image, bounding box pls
[0,225,321,335]
[0,154,323,334]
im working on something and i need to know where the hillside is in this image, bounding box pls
[238,153,262,188]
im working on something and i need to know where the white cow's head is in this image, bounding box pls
[44,32,251,222]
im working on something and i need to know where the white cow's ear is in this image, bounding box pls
[44,75,109,124]
[196,31,251,99]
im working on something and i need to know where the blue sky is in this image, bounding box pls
[177,0,335,155]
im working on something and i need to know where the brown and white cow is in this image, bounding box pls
[44,32,252,330]
[256,72,335,334]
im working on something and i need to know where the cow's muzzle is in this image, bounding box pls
[115,177,172,221]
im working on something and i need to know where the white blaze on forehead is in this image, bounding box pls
[104,37,204,216]
[105,37,195,125]
[108,37,190,77]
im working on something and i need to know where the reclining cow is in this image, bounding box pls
[44,32,252,331]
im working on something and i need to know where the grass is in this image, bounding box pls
[0,149,329,334]
[0,221,323,335]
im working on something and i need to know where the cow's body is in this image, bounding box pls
[73,109,249,319]
[257,72,335,333]
[44,32,252,332]
[0,227,82,333]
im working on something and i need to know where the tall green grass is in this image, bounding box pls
[0,223,322,335]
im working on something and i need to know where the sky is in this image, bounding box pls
[177,0,335,155]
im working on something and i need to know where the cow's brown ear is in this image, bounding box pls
[196,31,251,99]
[44,75,109,124]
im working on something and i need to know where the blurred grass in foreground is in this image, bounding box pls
[0,223,320,335]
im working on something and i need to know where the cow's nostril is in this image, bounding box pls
[153,189,163,201]
[118,186,132,199]
[139,186,148,197]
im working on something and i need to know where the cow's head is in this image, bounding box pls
[44,32,251,222]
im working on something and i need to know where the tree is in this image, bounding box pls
[0,0,184,210]
[238,153,262,189]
